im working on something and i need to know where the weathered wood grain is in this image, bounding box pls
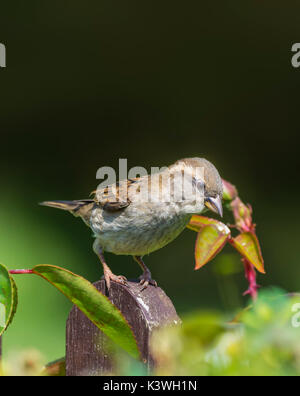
[66,280,180,376]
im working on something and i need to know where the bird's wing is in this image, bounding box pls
[92,177,145,212]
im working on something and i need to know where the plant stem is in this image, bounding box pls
[9,269,33,274]
[242,259,259,301]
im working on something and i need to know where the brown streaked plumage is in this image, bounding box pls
[41,157,223,290]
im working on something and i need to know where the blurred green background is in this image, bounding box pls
[0,1,300,363]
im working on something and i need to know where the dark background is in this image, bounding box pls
[1,1,299,362]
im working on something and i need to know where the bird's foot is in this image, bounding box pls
[138,271,157,291]
[102,269,127,290]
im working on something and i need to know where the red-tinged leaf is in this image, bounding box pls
[195,225,230,270]
[187,215,229,233]
[230,232,265,274]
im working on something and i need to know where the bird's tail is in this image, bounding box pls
[40,200,94,219]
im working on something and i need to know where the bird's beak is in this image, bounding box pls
[205,195,223,217]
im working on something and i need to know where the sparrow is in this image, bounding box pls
[41,158,223,290]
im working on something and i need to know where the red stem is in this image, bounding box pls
[242,259,259,301]
[9,269,34,274]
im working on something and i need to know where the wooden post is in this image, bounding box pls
[66,280,180,376]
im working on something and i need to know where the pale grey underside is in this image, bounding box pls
[89,201,192,256]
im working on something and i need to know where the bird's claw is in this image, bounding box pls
[102,272,128,290]
[138,273,157,291]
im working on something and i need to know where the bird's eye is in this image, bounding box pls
[192,178,205,192]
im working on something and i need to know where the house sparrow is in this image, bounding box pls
[41,158,223,290]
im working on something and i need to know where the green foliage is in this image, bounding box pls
[0,180,294,375]
[32,265,140,359]
[147,288,300,376]
[0,263,18,336]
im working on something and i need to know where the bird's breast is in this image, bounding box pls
[89,203,191,256]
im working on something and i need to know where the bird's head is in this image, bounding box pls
[169,157,223,217]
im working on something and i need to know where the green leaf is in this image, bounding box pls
[7,277,18,329]
[195,225,230,270]
[187,215,229,233]
[230,232,265,274]
[32,265,140,359]
[0,263,18,335]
